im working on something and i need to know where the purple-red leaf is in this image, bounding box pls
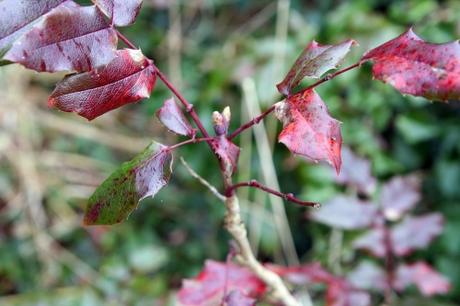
[49,49,156,120]
[211,136,240,175]
[92,0,143,27]
[277,89,342,173]
[156,97,195,137]
[380,174,421,221]
[4,2,117,72]
[0,0,67,55]
[362,28,460,101]
[353,227,386,258]
[347,262,386,292]
[224,290,256,306]
[311,196,378,230]
[84,141,172,225]
[391,213,444,256]
[178,260,266,306]
[336,147,376,195]
[277,39,356,96]
[394,262,450,296]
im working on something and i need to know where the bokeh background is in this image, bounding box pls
[1,0,459,305]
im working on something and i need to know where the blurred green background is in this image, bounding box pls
[0,0,459,305]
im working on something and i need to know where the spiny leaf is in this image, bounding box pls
[362,28,460,101]
[381,174,421,221]
[84,141,173,225]
[156,97,195,137]
[277,89,342,173]
[178,260,266,306]
[49,49,156,120]
[391,213,444,256]
[277,39,356,96]
[311,196,378,230]
[92,0,143,27]
[394,262,450,296]
[0,0,67,56]
[4,2,117,72]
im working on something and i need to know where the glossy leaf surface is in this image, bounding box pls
[362,28,460,101]
[178,260,266,306]
[92,0,143,26]
[277,89,342,172]
[49,49,156,120]
[84,141,172,225]
[395,262,450,296]
[156,97,195,137]
[277,39,356,95]
[0,0,66,55]
[5,2,117,72]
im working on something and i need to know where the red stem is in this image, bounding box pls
[117,30,137,49]
[225,180,319,208]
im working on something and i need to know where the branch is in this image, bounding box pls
[166,137,213,151]
[179,157,226,201]
[224,195,301,306]
[226,180,320,208]
[228,104,277,140]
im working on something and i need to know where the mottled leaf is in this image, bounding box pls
[353,227,386,258]
[277,39,356,95]
[336,147,376,195]
[178,260,266,306]
[84,141,172,225]
[311,196,378,230]
[0,0,67,55]
[362,28,460,101]
[277,89,342,173]
[4,2,117,72]
[381,174,421,221]
[156,97,195,137]
[224,290,256,306]
[211,136,240,175]
[92,0,143,27]
[347,261,386,291]
[394,262,450,296]
[49,49,156,120]
[391,213,444,256]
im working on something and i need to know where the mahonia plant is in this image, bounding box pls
[311,148,451,304]
[1,0,458,305]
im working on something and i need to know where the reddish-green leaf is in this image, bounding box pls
[391,213,444,256]
[394,262,450,296]
[311,196,378,229]
[4,2,118,72]
[178,260,266,306]
[380,174,421,221]
[156,97,195,137]
[277,39,356,96]
[49,49,156,120]
[0,0,67,55]
[84,141,172,225]
[362,28,460,101]
[92,0,143,27]
[277,89,342,172]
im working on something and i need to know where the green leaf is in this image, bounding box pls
[84,141,173,225]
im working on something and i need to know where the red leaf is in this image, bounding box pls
[362,28,460,101]
[277,89,342,173]
[92,0,143,27]
[347,261,386,291]
[277,39,356,96]
[4,2,118,73]
[267,262,334,285]
[380,174,421,221]
[327,282,370,306]
[394,262,450,296]
[391,213,444,256]
[178,260,266,306]
[49,49,156,120]
[311,196,378,230]
[156,97,195,137]
[84,141,173,225]
[0,0,67,55]
[335,147,376,195]
[353,227,386,258]
[223,290,256,306]
[211,136,240,175]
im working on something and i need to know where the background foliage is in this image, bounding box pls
[0,0,459,305]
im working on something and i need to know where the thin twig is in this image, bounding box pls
[228,104,277,140]
[166,137,213,151]
[180,157,226,201]
[226,180,319,208]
